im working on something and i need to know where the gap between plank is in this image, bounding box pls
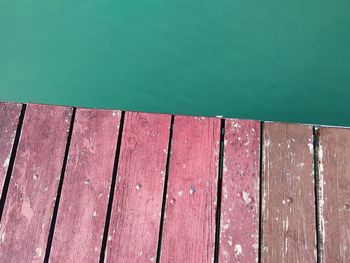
[258,121,264,263]
[213,119,225,263]
[156,115,175,263]
[99,111,126,263]
[44,107,76,262]
[0,103,27,221]
[313,126,323,263]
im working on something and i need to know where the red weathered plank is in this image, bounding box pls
[105,112,171,262]
[219,119,260,262]
[0,104,72,262]
[160,116,220,263]
[317,127,350,262]
[262,123,317,262]
[0,102,22,197]
[49,108,121,262]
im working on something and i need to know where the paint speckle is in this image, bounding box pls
[178,191,183,197]
[189,186,196,195]
[235,244,242,256]
[233,122,241,128]
[223,186,228,200]
[308,142,314,154]
[84,179,91,185]
[35,247,42,258]
[1,232,5,243]
[297,162,305,168]
[108,235,112,241]
[136,183,142,191]
[222,219,231,231]
[93,211,97,217]
[3,156,10,168]
[242,191,251,205]
[223,162,228,173]
[33,174,39,180]
[170,198,176,205]
[149,255,156,262]
[222,223,230,230]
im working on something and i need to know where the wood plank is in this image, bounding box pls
[261,123,317,262]
[219,119,260,262]
[0,102,22,197]
[317,127,350,262]
[105,112,171,262]
[160,116,220,263]
[0,104,72,262]
[49,108,121,262]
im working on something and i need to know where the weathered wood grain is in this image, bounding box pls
[49,108,121,262]
[262,123,317,262]
[219,119,260,263]
[160,116,220,263]
[0,104,72,262]
[105,112,171,262]
[0,102,22,197]
[317,127,350,262]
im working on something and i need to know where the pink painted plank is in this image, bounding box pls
[317,127,350,262]
[105,112,171,262]
[0,102,22,197]
[49,108,121,262]
[262,123,317,262]
[0,104,72,262]
[219,119,260,262]
[160,116,221,263]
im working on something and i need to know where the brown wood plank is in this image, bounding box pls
[160,116,220,263]
[49,108,121,262]
[219,119,260,262]
[0,102,22,197]
[0,104,73,262]
[317,127,350,262]
[262,123,317,262]
[105,112,171,262]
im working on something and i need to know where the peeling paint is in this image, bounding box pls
[318,143,325,259]
[21,199,34,222]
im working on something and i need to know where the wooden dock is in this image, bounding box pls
[0,102,349,262]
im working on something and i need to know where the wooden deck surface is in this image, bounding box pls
[0,101,349,262]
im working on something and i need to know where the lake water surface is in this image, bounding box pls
[1,0,349,126]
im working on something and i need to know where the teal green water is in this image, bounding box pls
[1,1,350,126]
